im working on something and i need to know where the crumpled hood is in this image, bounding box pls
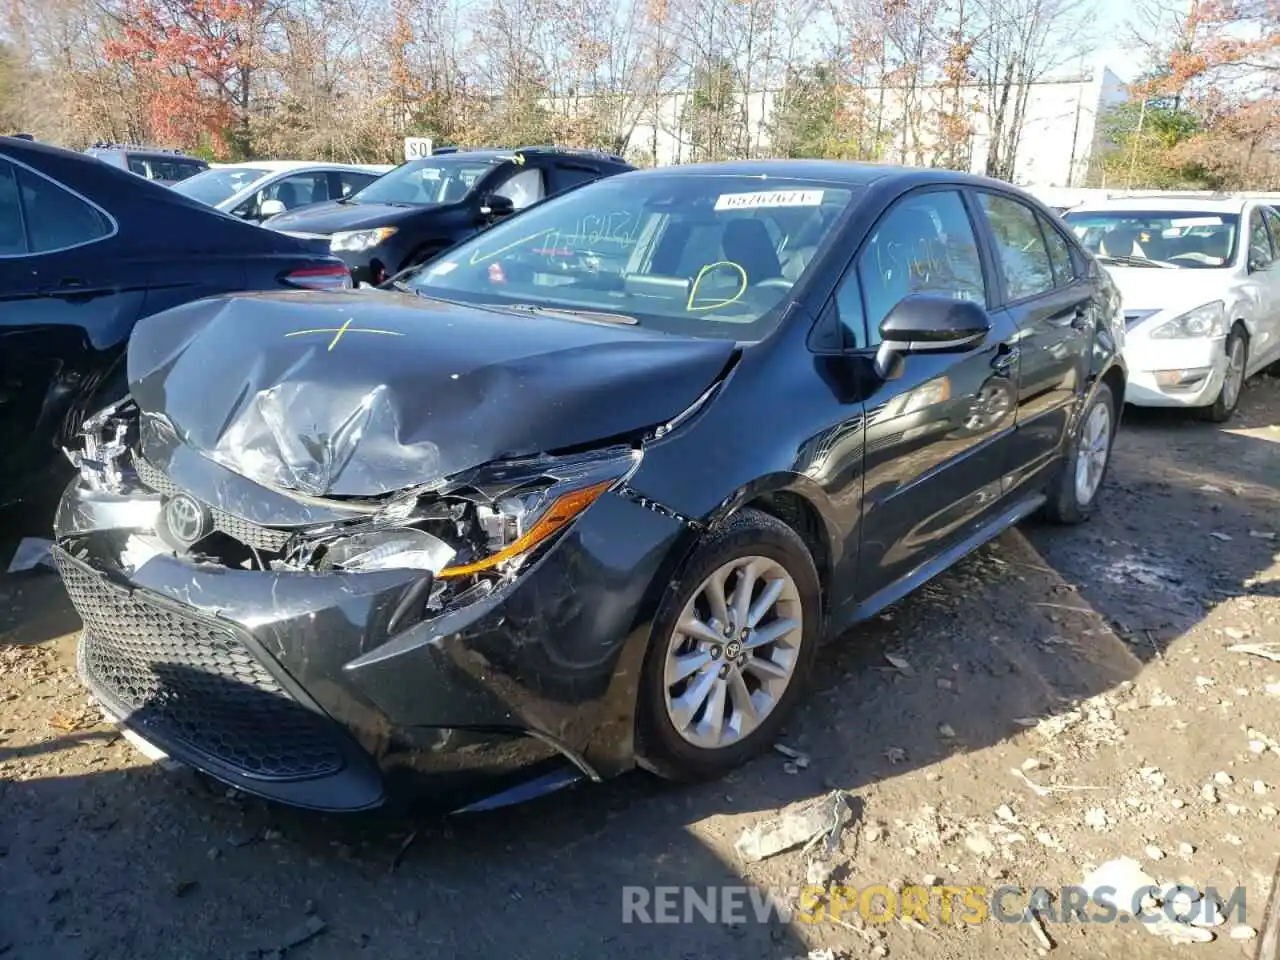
[264,201,441,235]
[1103,265,1237,314]
[126,291,736,498]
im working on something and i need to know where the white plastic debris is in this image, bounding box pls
[734,790,852,863]
[6,537,54,573]
[1083,857,1159,914]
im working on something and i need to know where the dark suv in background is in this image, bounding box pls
[262,145,635,285]
[0,136,350,509]
[84,143,209,185]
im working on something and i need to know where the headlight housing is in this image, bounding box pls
[330,226,398,252]
[314,445,642,579]
[1149,301,1226,339]
[433,445,642,578]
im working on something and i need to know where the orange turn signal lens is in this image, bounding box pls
[436,480,614,579]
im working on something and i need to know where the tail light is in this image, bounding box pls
[282,264,352,291]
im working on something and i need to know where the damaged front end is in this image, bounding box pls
[53,394,696,813]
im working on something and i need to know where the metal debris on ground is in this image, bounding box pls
[5,538,55,574]
[884,654,914,677]
[1011,768,1103,798]
[1229,643,1280,663]
[734,790,853,863]
[1026,908,1055,950]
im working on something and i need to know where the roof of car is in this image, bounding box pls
[210,160,386,173]
[614,159,1022,190]
[1068,195,1250,214]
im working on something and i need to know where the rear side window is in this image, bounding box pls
[550,164,601,194]
[18,168,113,253]
[1039,215,1077,286]
[978,193,1055,301]
[0,160,26,255]
[127,156,149,176]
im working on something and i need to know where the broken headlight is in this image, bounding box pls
[319,528,457,574]
[373,444,642,580]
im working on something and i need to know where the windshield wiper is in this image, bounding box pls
[1097,255,1176,269]
[501,303,639,325]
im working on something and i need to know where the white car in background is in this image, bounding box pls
[1064,197,1280,421]
[171,160,392,223]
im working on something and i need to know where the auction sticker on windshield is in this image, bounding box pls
[715,190,824,210]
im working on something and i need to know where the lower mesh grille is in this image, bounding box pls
[132,456,293,552]
[55,548,345,781]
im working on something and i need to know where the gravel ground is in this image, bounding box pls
[2,375,1279,960]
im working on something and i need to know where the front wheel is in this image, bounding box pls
[1200,327,1248,423]
[1043,381,1116,525]
[636,508,821,782]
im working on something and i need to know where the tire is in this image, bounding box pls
[1200,325,1248,423]
[635,507,822,782]
[1043,381,1116,525]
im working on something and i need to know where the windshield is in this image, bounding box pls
[406,175,858,340]
[1064,210,1240,268]
[348,157,498,206]
[171,167,269,206]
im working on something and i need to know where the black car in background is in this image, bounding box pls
[0,136,352,508]
[262,146,635,285]
[54,161,1126,814]
[84,143,209,185]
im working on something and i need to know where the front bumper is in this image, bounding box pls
[54,472,686,813]
[331,241,410,286]
[1123,335,1228,408]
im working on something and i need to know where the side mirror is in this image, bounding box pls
[873,295,991,379]
[259,198,287,219]
[1248,255,1272,274]
[478,194,515,219]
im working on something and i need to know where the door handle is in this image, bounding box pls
[992,343,1019,372]
[38,279,110,301]
[1071,305,1089,330]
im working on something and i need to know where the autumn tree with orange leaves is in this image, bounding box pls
[1102,0,1280,188]
[103,0,261,157]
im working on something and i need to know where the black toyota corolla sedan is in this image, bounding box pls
[53,160,1126,814]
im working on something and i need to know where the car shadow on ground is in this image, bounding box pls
[1,393,1277,960]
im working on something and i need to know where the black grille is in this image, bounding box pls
[55,548,345,781]
[133,456,293,553]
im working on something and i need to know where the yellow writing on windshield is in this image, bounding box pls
[687,261,747,312]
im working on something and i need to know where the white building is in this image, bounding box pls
[624,60,1129,188]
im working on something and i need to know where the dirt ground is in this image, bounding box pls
[2,375,1279,960]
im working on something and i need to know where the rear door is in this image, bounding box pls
[973,189,1093,494]
[0,155,147,499]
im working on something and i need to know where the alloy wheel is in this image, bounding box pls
[1074,400,1111,506]
[662,556,803,750]
[1222,336,1246,412]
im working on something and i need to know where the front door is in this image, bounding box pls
[837,187,1021,608]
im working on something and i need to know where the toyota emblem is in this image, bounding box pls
[164,493,210,546]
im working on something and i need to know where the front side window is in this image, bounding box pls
[338,171,379,197]
[979,193,1055,301]
[264,172,329,210]
[127,156,148,176]
[1266,208,1280,257]
[18,168,112,252]
[848,189,986,346]
[1248,209,1274,268]
[172,167,270,206]
[349,157,498,206]
[407,175,859,340]
[1063,210,1240,269]
[493,167,545,210]
[0,160,26,255]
